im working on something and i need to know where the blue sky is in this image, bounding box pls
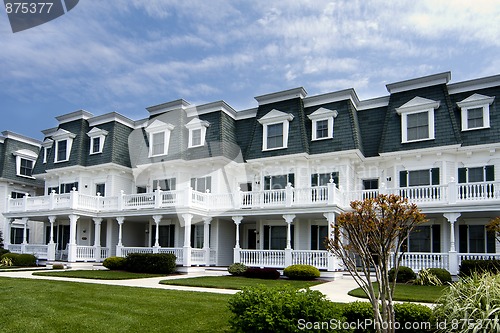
[1,0,499,140]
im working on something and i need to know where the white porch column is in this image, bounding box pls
[93,218,103,262]
[232,216,243,263]
[324,212,339,272]
[203,217,212,265]
[283,214,295,267]
[444,212,461,275]
[152,215,162,253]
[47,216,57,261]
[4,218,12,248]
[181,214,193,267]
[21,218,28,245]
[67,214,79,262]
[116,216,125,257]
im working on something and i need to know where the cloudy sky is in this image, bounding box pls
[1,0,499,140]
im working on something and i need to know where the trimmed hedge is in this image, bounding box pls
[125,253,176,274]
[228,285,343,333]
[341,301,433,333]
[283,264,320,280]
[459,259,500,278]
[103,256,126,270]
[244,267,280,279]
[388,266,416,283]
[1,253,37,267]
[228,263,247,276]
[426,268,452,284]
[0,249,10,257]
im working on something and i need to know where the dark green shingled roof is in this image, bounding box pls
[379,84,462,154]
[0,136,42,187]
[358,106,386,158]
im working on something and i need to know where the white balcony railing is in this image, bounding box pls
[8,180,500,214]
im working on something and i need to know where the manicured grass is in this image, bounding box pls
[348,282,448,303]
[0,277,232,333]
[32,270,165,280]
[160,275,325,290]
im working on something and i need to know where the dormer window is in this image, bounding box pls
[258,109,294,151]
[307,107,338,141]
[396,97,440,143]
[13,149,37,178]
[457,94,495,131]
[186,118,210,148]
[41,139,53,164]
[87,127,108,155]
[51,129,76,163]
[145,119,175,157]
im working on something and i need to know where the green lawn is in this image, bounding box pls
[160,275,325,289]
[0,277,232,333]
[33,270,166,280]
[348,282,448,303]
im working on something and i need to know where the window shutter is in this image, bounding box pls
[432,224,441,252]
[169,225,175,247]
[190,178,196,190]
[458,168,467,184]
[264,176,271,190]
[311,225,318,250]
[485,165,494,181]
[332,172,339,188]
[399,171,408,187]
[264,226,270,250]
[206,177,212,191]
[288,173,295,187]
[190,225,195,247]
[311,174,318,187]
[459,225,468,253]
[431,168,440,185]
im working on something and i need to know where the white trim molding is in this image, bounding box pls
[145,119,175,157]
[51,129,76,163]
[87,127,109,155]
[13,149,38,178]
[186,118,210,148]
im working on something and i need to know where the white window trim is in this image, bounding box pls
[457,94,495,131]
[186,118,210,148]
[51,129,76,163]
[307,108,338,141]
[258,109,294,151]
[87,127,109,155]
[13,149,37,179]
[145,119,175,157]
[396,97,440,144]
[41,139,53,164]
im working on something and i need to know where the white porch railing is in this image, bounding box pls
[100,247,110,260]
[7,244,22,253]
[76,246,95,261]
[458,253,500,264]
[8,180,500,214]
[292,250,329,269]
[25,244,49,259]
[239,249,286,268]
[121,247,154,256]
[394,252,450,271]
[191,248,206,264]
[158,247,184,265]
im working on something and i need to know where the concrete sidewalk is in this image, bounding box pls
[0,269,429,306]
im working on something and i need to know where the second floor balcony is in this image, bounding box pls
[6,179,500,215]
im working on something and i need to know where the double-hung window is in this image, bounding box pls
[51,129,76,163]
[87,127,108,155]
[190,176,212,193]
[186,118,210,148]
[396,97,439,143]
[458,165,495,199]
[457,94,495,131]
[145,120,175,157]
[307,107,337,141]
[13,149,37,178]
[258,109,294,151]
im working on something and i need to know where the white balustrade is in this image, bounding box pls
[122,193,155,209]
[24,244,49,258]
[100,247,110,260]
[457,182,499,201]
[240,250,286,268]
[293,187,328,205]
[459,253,500,264]
[191,248,206,264]
[8,244,23,253]
[292,250,329,269]
[392,252,449,271]
[121,247,154,256]
[76,246,96,261]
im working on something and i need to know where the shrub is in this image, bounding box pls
[243,267,280,279]
[414,269,442,286]
[52,264,64,269]
[228,263,247,276]
[459,259,500,278]
[103,256,126,270]
[1,257,13,267]
[388,266,416,283]
[125,253,176,274]
[0,248,10,257]
[1,253,36,266]
[228,285,343,332]
[433,272,500,332]
[283,264,320,280]
[427,268,452,284]
[341,301,433,333]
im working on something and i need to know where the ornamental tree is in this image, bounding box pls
[326,194,427,333]
[486,217,500,243]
